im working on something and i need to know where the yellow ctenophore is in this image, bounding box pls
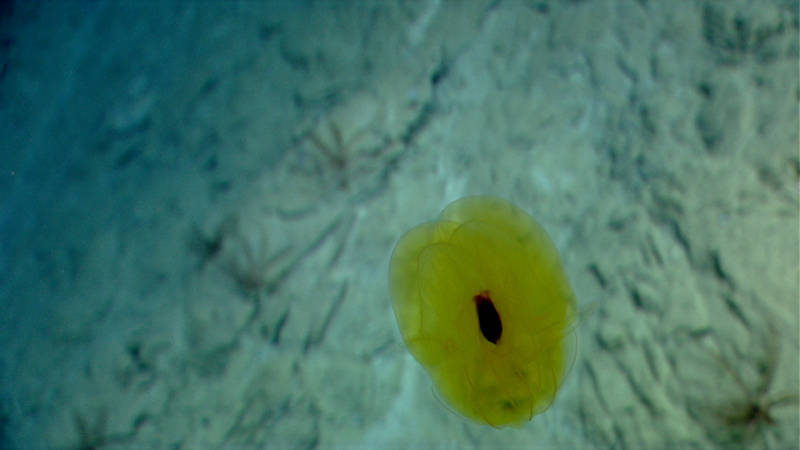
[389,195,578,427]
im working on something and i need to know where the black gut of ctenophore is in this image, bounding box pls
[474,291,502,344]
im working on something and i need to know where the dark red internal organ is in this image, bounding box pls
[474,290,502,344]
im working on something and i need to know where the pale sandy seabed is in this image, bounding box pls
[0,1,797,448]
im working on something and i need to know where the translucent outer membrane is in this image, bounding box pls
[389,196,577,427]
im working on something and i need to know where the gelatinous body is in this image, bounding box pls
[389,196,577,427]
